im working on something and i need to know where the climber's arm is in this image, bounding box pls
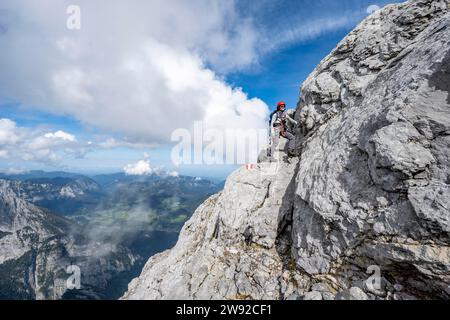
[286,114,298,125]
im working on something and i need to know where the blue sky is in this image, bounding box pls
[0,0,397,179]
[229,32,351,109]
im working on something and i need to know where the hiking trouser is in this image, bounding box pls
[271,126,295,158]
[281,131,295,150]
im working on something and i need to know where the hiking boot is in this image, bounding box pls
[287,149,297,157]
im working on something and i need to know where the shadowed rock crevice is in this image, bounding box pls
[275,162,298,271]
[429,47,450,103]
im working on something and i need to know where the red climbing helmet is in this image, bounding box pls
[277,101,286,109]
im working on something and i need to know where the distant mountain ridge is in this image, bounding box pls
[0,179,137,299]
[0,171,223,299]
[0,171,223,216]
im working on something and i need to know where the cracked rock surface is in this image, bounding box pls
[123,0,450,300]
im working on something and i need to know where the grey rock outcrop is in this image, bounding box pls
[123,156,302,299]
[292,0,450,299]
[303,291,323,300]
[335,287,369,300]
[123,0,450,300]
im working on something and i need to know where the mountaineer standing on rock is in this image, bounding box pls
[269,101,298,159]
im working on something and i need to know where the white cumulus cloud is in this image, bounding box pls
[366,4,381,14]
[0,118,89,165]
[124,159,152,176]
[168,170,179,177]
[0,118,19,145]
[0,0,269,145]
[44,130,76,142]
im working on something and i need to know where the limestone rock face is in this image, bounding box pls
[123,0,450,300]
[123,156,301,299]
[0,180,66,265]
[292,0,450,298]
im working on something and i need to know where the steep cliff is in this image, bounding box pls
[123,0,450,300]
